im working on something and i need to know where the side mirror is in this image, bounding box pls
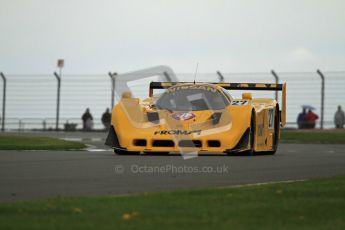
[242,92,252,100]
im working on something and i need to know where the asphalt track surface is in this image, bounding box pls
[1,132,345,201]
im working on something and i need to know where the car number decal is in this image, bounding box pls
[231,100,248,106]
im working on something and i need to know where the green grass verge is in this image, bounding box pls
[281,130,345,144]
[0,136,85,150]
[1,176,345,230]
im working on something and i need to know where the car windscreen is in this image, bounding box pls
[155,88,229,111]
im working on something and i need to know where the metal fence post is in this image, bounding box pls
[316,69,325,129]
[216,71,225,83]
[0,72,6,131]
[271,70,279,102]
[53,72,61,131]
[108,72,117,109]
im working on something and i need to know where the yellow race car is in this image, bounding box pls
[105,81,286,155]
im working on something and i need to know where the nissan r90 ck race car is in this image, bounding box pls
[105,81,286,155]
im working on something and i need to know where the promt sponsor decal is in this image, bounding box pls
[154,130,202,135]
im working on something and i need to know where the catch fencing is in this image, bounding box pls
[0,70,344,131]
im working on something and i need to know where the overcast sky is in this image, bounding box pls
[0,0,344,74]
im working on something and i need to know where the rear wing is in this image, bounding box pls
[149,82,286,127]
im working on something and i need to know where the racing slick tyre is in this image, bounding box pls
[113,149,140,155]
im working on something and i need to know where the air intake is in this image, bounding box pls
[152,140,175,147]
[207,140,221,147]
[133,139,147,146]
[178,140,202,148]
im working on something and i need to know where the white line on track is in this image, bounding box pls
[75,179,309,198]
[219,179,307,189]
[84,144,111,152]
[62,138,105,142]
[86,149,111,152]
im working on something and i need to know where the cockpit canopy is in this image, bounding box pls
[155,84,231,111]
